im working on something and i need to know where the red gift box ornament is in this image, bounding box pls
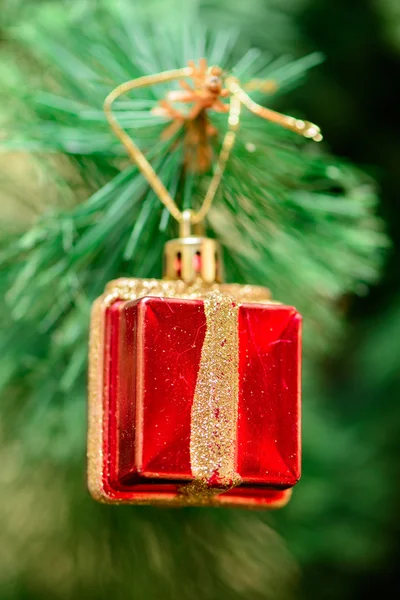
[88,224,302,508]
[87,60,316,508]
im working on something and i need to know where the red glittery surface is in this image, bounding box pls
[99,296,301,507]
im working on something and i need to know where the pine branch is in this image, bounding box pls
[0,1,388,451]
[0,3,393,599]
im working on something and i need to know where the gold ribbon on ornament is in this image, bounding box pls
[180,291,242,502]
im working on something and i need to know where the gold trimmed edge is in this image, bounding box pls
[87,296,109,502]
[104,278,274,305]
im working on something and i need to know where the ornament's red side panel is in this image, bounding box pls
[135,297,206,480]
[106,301,138,486]
[236,304,301,486]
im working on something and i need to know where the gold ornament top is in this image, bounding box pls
[103,277,274,306]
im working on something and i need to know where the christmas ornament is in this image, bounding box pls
[88,60,321,508]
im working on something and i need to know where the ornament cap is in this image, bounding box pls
[163,236,223,284]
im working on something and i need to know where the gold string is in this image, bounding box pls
[226,76,322,142]
[104,63,321,226]
[104,67,241,226]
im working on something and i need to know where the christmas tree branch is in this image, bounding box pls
[0,1,388,455]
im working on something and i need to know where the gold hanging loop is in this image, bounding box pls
[104,68,191,224]
[179,209,193,238]
[104,68,241,227]
[104,61,322,230]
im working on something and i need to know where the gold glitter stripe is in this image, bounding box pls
[189,291,241,490]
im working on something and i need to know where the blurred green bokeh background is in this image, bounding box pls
[1,1,400,599]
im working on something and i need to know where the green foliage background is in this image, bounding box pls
[1,1,399,599]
